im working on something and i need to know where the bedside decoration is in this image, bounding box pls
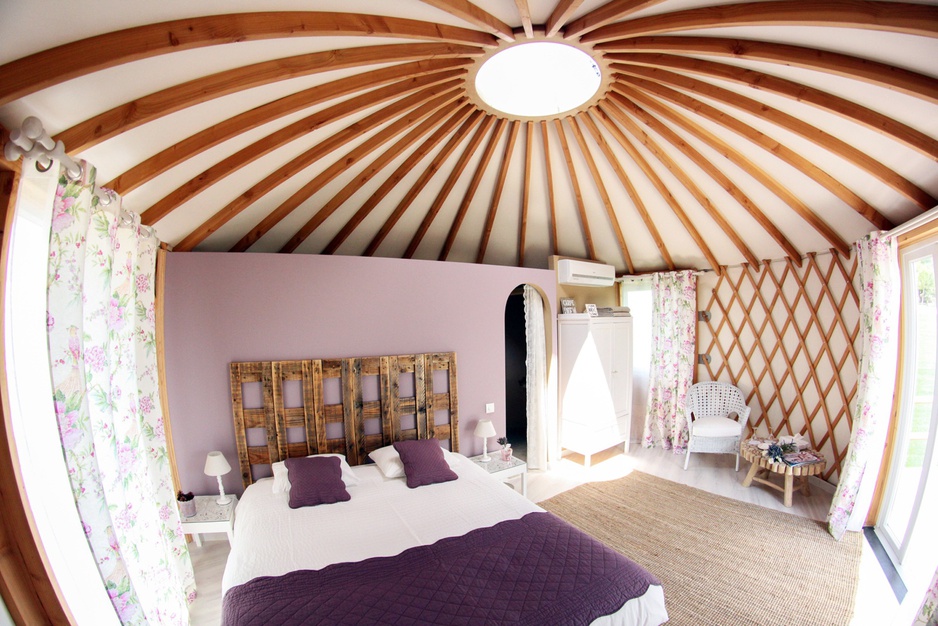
[204,450,232,505]
[497,436,512,462]
[474,419,496,462]
[177,491,196,518]
[560,298,576,314]
[585,303,598,316]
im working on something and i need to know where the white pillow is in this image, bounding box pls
[271,453,361,493]
[368,443,459,479]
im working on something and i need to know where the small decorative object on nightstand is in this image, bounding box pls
[497,436,512,461]
[474,419,496,462]
[204,450,232,505]
[470,454,527,497]
[181,494,238,547]
[177,491,196,518]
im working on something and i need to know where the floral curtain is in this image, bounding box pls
[915,569,938,626]
[642,270,697,452]
[828,232,899,540]
[523,285,550,470]
[46,162,196,624]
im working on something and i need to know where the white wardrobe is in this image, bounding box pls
[558,314,633,467]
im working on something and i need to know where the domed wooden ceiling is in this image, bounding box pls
[1,0,937,273]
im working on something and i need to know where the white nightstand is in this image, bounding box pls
[180,495,238,547]
[470,454,527,497]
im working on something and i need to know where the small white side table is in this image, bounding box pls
[470,454,527,497]
[180,495,238,547]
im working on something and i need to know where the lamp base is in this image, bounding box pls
[216,495,232,506]
[480,454,491,462]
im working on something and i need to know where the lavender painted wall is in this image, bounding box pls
[163,252,557,496]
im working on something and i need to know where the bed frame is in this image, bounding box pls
[229,352,459,489]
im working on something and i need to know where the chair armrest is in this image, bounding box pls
[736,405,752,430]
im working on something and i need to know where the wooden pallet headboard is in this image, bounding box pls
[229,352,459,488]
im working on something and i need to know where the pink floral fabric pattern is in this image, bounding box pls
[827,232,899,541]
[916,568,938,626]
[46,162,195,624]
[642,270,697,452]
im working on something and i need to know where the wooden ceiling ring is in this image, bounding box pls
[613,83,844,258]
[592,103,722,270]
[547,0,588,37]
[567,116,635,273]
[404,115,497,258]
[477,120,521,264]
[226,85,464,253]
[554,118,597,260]
[614,65,935,211]
[580,1,938,44]
[562,0,668,39]
[142,70,465,226]
[108,60,474,194]
[364,111,486,257]
[323,104,476,256]
[540,120,560,255]
[607,53,938,161]
[580,110,675,270]
[605,93,762,266]
[0,12,497,106]
[58,44,481,154]
[280,98,469,254]
[439,118,509,261]
[514,0,535,38]
[519,121,534,265]
[594,35,938,105]
[612,69,896,228]
[418,0,515,41]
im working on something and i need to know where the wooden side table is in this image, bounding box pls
[180,495,238,546]
[740,442,826,507]
[470,454,528,497]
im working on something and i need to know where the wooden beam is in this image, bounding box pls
[596,101,732,271]
[567,116,635,273]
[418,0,515,41]
[519,121,533,266]
[540,121,559,254]
[615,65,923,215]
[547,0,588,37]
[580,111,674,270]
[278,99,465,254]
[141,71,464,226]
[57,44,480,154]
[515,0,535,38]
[613,70,894,231]
[612,85,839,257]
[607,53,938,161]
[0,12,497,105]
[595,35,938,105]
[365,111,485,256]
[404,115,496,258]
[477,121,520,263]
[109,60,472,195]
[581,1,938,43]
[323,104,475,255]
[563,0,667,39]
[554,119,596,260]
[225,85,462,253]
[439,118,509,261]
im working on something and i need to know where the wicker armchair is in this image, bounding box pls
[683,382,751,471]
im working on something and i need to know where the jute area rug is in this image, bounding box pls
[540,471,862,626]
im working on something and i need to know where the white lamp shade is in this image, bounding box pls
[204,451,231,477]
[474,419,496,438]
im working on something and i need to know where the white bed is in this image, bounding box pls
[222,454,668,625]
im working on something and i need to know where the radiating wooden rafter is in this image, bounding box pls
[477,121,520,263]
[546,0,588,37]
[563,0,667,39]
[554,118,596,260]
[519,121,534,266]
[580,1,938,43]
[0,12,496,105]
[417,0,515,41]
[540,120,559,255]
[514,0,535,38]
[594,35,938,105]
[110,60,472,195]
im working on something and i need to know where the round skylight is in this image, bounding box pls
[475,42,602,118]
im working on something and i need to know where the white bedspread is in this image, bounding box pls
[221,454,667,625]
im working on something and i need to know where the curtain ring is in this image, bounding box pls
[34,158,52,173]
[64,161,83,182]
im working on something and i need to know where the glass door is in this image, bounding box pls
[878,239,938,574]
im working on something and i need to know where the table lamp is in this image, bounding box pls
[474,419,496,462]
[204,451,232,505]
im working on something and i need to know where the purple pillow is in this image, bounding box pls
[392,439,458,489]
[284,456,350,508]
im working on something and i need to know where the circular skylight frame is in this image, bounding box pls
[466,37,611,122]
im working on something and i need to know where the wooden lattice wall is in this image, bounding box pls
[697,252,859,483]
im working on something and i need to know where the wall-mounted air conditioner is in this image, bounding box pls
[557,259,616,287]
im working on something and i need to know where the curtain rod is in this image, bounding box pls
[887,205,938,238]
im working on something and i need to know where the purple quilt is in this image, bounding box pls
[223,511,661,625]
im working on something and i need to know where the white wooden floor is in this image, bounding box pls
[187,446,897,625]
